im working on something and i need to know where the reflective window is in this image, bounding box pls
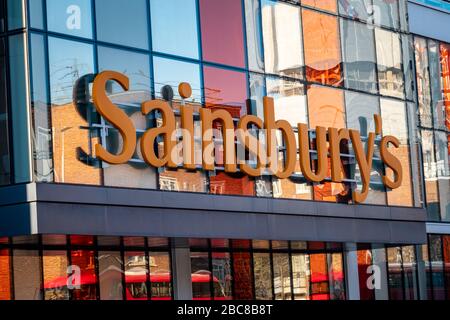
[150,0,199,59]
[13,250,42,300]
[267,77,311,200]
[381,99,413,207]
[212,252,232,299]
[373,0,400,30]
[340,19,377,93]
[387,247,403,300]
[48,38,99,185]
[97,46,156,189]
[0,249,11,300]
[429,235,445,300]
[302,0,337,13]
[70,235,94,246]
[338,0,371,21]
[414,37,433,127]
[200,0,245,68]
[95,0,149,49]
[0,38,10,185]
[232,252,254,299]
[47,0,92,38]
[307,86,350,204]
[43,251,69,300]
[428,40,445,130]
[262,0,303,79]
[124,251,148,300]
[70,250,97,300]
[402,246,419,300]
[375,29,404,99]
[98,251,123,300]
[440,43,450,131]
[443,236,450,300]
[421,130,440,221]
[245,0,265,72]
[435,131,450,222]
[310,253,330,300]
[402,35,416,101]
[357,245,374,300]
[190,252,211,299]
[253,253,273,300]
[329,252,345,300]
[291,253,310,300]
[303,9,342,86]
[149,252,172,300]
[345,91,386,205]
[273,253,292,300]
[7,0,25,30]
[30,33,52,182]
[29,0,44,29]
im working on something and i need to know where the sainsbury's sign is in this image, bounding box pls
[90,71,403,204]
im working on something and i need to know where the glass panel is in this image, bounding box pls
[95,0,148,49]
[189,239,209,249]
[211,239,230,249]
[273,253,291,300]
[97,236,120,247]
[7,0,24,30]
[124,251,148,300]
[0,38,10,185]
[253,253,273,300]
[340,19,377,93]
[203,66,254,196]
[345,91,386,205]
[429,235,445,300]
[47,0,92,38]
[435,131,450,221]
[190,252,211,299]
[421,130,440,221]
[443,236,450,300]
[402,246,419,300]
[232,252,254,299]
[428,40,445,130]
[30,33,53,182]
[291,253,310,300]
[200,0,245,68]
[357,245,374,300]
[372,0,400,30]
[150,0,199,59]
[262,0,303,79]
[29,0,44,29]
[272,241,289,251]
[302,9,342,86]
[291,241,307,250]
[13,250,42,300]
[70,250,97,300]
[328,252,345,300]
[245,0,264,72]
[307,86,350,203]
[9,33,32,183]
[375,29,404,99]
[149,252,172,300]
[12,235,39,245]
[153,56,206,193]
[43,250,69,300]
[267,77,311,200]
[48,37,99,185]
[0,249,11,300]
[402,35,415,101]
[420,244,433,300]
[253,240,270,250]
[97,46,156,189]
[302,0,337,13]
[98,251,123,300]
[414,37,433,127]
[232,240,251,249]
[148,238,169,248]
[310,253,330,300]
[42,235,67,246]
[70,235,94,246]
[381,99,413,206]
[123,237,145,248]
[212,252,232,299]
[387,247,403,300]
[440,43,450,131]
[338,0,371,21]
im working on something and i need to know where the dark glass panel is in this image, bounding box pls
[0,38,10,185]
[387,247,403,300]
[232,252,254,299]
[357,245,374,300]
[429,235,445,300]
[70,250,97,300]
[191,252,212,299]
[212,252,232,299]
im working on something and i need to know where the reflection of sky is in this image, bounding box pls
[150,0,199,59]
[153,56,201,102]
[98,46,151,94]
[48,37,94,105]
[47,0,93,38]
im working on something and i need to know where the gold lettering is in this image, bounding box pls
[350,130,375,204]
[380,135,403,189]
[298,124,328,182]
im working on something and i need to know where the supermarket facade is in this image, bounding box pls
[0,0,449,300]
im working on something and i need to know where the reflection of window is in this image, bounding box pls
[47,0,92,38]
[160,177,179,192]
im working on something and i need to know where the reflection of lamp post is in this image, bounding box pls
[61,127,73,183]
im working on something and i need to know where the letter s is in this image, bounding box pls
[92,71,137,164]
[380,135,403,189]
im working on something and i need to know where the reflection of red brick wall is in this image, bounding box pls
[387,146,413,206]
[51,103,101,185]
[0,250,11,300]
[232,252,253,299]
